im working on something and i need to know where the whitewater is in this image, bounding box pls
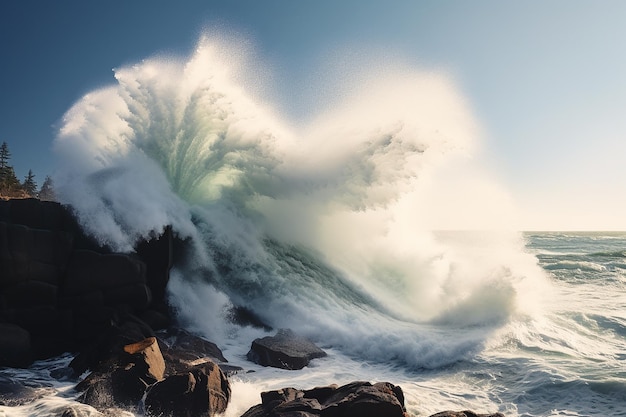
[2,35,625,417]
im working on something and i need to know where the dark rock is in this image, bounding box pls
[102,282,152,311]
[76,336,166,410]
[60,409,80,417]
[145,360,231,417]
[70,313,155,376]
[57,405,104,417]
[226,305,273,330]
[77,367,150,411]
[320,381,406,417]
[218,363,245,377]
[158,328,228,376]
[0,222,73,288]
[240,381,407,417]
[25,307,74,359]
[429,412,505,417]
[0,222,72,358]
[70,321,230,416]
[0,375,53,406]
[64,250,146,297]
[76,372,116,410]
[50,365,76,381]
[261,387,304,408]
[0,323,32,367]
[0,197,176,365]
[247,329,326,370]
[276,397,323,416]
[237,404,266,417]
[137,308,171,330]
[109,365,151,407]
[135,225,173,309]
[3,280,59,308]
[144,372,195,416]
[122,336,165,382]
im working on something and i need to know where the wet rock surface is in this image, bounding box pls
[240,381,407,417]
[247,328,327,370]
[74,331,231,416]
[0,375,54,406]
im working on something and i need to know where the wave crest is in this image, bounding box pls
[52,34,547,368]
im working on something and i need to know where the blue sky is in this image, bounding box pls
[1,1,625,230]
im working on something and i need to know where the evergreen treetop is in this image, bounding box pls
[22,169,37,197]
[0,141,10,170]
[39,175,56,201]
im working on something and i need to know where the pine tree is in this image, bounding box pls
[22,169,37,197]
[1,166,22,196]
[0,141,10,170]
[0,141,22,196]
[39,175,56,201]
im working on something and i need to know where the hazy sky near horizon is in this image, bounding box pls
[1,1,625,230]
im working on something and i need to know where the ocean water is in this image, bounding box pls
[3,232,625,417]
[2,35,625,417]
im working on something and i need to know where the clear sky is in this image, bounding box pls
[1,0,625,230]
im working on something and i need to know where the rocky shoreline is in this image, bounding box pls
[0,198,504,417]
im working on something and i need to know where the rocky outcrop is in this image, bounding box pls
[247,329,327,370]
[0,198,174,367]
[240,381,407,417]
[75,336,166,409]
[71,325,231,416]
[144,360,231,417]
[0,198,232,415]
[158,327,228,370]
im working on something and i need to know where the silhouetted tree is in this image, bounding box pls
[0,167,22,196]
[38,175,56,201]
[0,142,9,167]
[0,141,23,196]
[22,169,37,197]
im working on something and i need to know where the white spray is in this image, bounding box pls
[53,34,548,369]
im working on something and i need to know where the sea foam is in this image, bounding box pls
[53,33,547,369]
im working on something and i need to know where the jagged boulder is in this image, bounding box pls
[72,325,233,416]
[76,336,166,410]
[240,381,407,417]
[143,330,232,416]
[123,337,165,381]
[247,329,326,370]
[144,360,231,417]
[158,328,227,371]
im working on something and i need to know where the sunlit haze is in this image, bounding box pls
[1,1,625,230]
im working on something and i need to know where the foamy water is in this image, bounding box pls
[2,34,623,417]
